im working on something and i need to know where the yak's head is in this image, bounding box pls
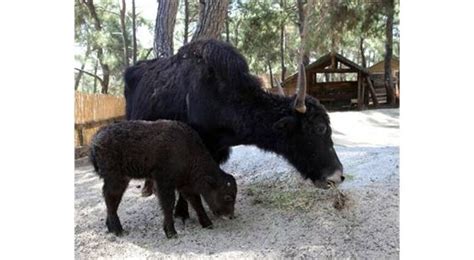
[273,64,344,189]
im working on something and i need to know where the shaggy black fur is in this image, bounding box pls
[124,39,343,218]
[89,120,237,238]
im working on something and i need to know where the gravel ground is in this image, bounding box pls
[75,108,399,259]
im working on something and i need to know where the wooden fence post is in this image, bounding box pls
[77,128,84,147]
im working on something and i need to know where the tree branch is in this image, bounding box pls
[74,68,103,84]
[144,48,154,59]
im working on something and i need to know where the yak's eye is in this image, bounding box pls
[315,124,327,135]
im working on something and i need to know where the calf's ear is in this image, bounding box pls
[273,116,297,133]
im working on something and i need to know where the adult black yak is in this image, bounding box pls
[125,39,344,220]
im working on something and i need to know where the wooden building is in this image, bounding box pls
[368,57,400,103]
[272,52,379,110]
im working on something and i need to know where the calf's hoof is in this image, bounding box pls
[200,220,213,229]
[106,217,124,236]
[164,227,178,239]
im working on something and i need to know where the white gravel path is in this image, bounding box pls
[75,108,399,259]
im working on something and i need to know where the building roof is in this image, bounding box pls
[283,52,369,85]
[368,57,399,73]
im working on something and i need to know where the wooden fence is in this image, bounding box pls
[75,92,125,151]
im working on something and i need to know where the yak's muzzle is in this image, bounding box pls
[313,169,345,189]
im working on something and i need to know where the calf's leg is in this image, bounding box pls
[102,177,129,236]
[182,192,213,229]
[154,180,178,238]
[172,146,231,222]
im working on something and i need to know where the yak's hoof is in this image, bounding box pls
[174,208,190,224]
[106,217,124,236]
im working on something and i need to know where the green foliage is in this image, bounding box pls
[74,0,399,93]
[229,0,400,78]
[237,0,281,73]
[75,0,153,95]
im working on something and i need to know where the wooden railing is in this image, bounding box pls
[75,92,125,153]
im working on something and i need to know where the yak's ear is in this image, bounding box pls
[273,116,298,133]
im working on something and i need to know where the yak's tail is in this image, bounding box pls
[123,59,157,119]
[89,145,100,175]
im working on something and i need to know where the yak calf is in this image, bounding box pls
[89,120,237,238]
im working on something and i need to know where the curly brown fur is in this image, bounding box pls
[89,120,237,238]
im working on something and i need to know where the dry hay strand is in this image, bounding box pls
[329,183,347,210]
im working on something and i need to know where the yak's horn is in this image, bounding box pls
[275,77,285,96]
[294,63,307,113]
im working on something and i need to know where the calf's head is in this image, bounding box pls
[199,170,237,218]
[273,64,344,189]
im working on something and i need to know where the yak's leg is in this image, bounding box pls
[174,193,190,224]
[212,130,237,164]
[182,192,213,229]
[200,131,232,164]
[140,178,154,197]
[103,177,129,236]
[155,180,177,238]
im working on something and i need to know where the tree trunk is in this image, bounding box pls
[331,33,337,54]
[93,60,98,93]
[119,0,129,67]
[75,63,86,91]
[280,24,286,82]
[234,19,241,46]
[132,0,137,64]
[340,50,346,81]
[297,0,310,66]
[384,0,396,105]
[359,37,367,68]
[280,13,286,82]
[192,0,229,41]
[97,48,110,94]
[268,60,274,88]
[100,66,109,94]
[75,46,91,90]
[225,9,230,42]
[154,0,179,58]
[83,0,109,93]
[183,0,189,44]
[84,0,101,30]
